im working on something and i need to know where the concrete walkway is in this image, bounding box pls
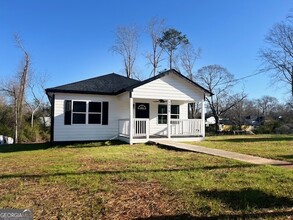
[153,140,292,167]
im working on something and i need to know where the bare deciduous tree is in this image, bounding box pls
[195,65,246,131]
[224,95,249,129]
[256,96,279,117]
[0,34,30,143]
[146,18,166,77]
[26,73,47,127]
[180,43,201,80]
[259,20,293,97]
[112,25,139,78]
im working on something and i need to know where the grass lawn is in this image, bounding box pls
[0,140,292,219]
[195,134,293,163]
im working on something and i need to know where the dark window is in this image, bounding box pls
[73,101,86,124]
[65,101,109,125]
[158,105,167,114]
[158,104,180,124]
[188,103,200,119]
[73,101,86,112]
[88,102,101,124]
[73,113,86,124]
[89,114,101,124]
[171,105,179,114]
[158,115,167,124]
[89,102,101,112]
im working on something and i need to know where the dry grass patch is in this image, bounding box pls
[104,180,185,220]
[0,178,105,219]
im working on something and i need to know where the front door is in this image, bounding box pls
[135,103,150,118]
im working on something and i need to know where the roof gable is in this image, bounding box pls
[130,70,209,101]
[127,69,212,95]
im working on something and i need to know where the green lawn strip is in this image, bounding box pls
[194,134,293,162]
[0,142,292,219]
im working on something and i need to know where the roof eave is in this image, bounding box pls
[45,89,117,96]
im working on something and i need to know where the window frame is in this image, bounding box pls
[158,104,180,124]
[72,101,87,124]
[88,102,102,124]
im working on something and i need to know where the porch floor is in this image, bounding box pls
[134,135,201,139]
[118,134,204,144]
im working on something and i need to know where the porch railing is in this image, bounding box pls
[134,119,149,138]
[118,119,149,138]
[170,119,202,136]
[118,118,202,138]
[118,119,129,136]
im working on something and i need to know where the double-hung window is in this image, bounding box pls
[72,101,87,124]
[158,104,180,124]
[158,105,167,124]
[65,100,108,125]
[171,105,180,119]
[88,102,101,124]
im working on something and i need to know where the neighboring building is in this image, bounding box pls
[39,116,51,127]
[45,69,211,144]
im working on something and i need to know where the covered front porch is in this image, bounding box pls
[117,97,206,144]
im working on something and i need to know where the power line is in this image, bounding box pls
[218,71,265,86]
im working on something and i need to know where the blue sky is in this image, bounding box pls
[0,0,292,101]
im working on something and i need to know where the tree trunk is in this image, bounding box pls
[153,56,157,76]
[215,115,220,134]
[17,53,29,142]
[170,51,173,69]
[14,97,18,144]
[31,110,35,128]
[291,71,293,97]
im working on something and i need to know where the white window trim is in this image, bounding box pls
[72,101,87,124]
[158,104,180,125]
[71,100,102,125]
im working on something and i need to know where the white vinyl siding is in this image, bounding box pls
[132,73,204,101]
[53,93,129,141]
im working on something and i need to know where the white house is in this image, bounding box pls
[45,69,211,144]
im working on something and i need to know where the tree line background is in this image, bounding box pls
[1,14,293,143]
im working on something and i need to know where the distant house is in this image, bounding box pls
[45,69,211,144]
[39,116,51,127]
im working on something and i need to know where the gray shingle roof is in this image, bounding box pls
[45,73,140,95]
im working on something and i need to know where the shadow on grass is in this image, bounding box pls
[0,164,256,179]
[278,154,293,160]
[0,142,52,153]
[0,140,126,153]
[198,188,293,210]
[213,136,293,143]
[137,210,293,219]
[138,189,293,219]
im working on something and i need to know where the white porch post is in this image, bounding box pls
[201,98,206,138]
[167,99,171,139]
[129,93,134,145]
